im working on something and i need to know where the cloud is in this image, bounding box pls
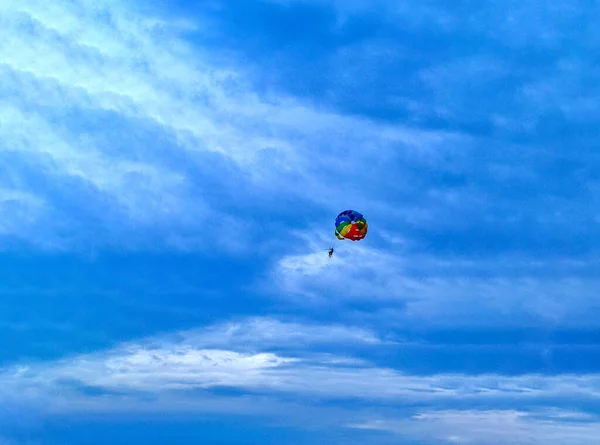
[2,316,600,443]
[6,0,595,261]
[3,316,600,407]
[0,317,386,403]
[0,0,470,253]
[179,316,384,350]
[349,409,600,445]
[269,236,600,327]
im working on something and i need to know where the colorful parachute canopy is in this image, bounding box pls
[335,209,368,241]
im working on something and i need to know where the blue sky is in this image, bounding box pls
[1,0,600,443]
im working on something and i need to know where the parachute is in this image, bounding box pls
[335,209,368,241]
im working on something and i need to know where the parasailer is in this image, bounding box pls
[326,210,368,258]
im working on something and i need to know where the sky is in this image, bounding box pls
[1,0,600,443]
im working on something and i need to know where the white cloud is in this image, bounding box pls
[0,0,465,251]
[179,316,384,349]
[269,233,600,326]
[273,240,406,303]
[1,0,446,169]
[3,317,600,407]
[0,104,192,220]
[349,409,600,445]
[2,316,600,444]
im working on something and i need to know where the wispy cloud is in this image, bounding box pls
[350,409,600,444]
[1,0,467,253]
[270,236,600,327]
[3,317,600,406]
[6,0,595,263]
[2,317,600,444]
[179,316,384,349]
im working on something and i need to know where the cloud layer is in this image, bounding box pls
[2,317,600,444]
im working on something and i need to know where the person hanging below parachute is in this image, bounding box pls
[328,209,368,257]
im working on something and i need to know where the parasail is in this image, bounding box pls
[335,209,368,241]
